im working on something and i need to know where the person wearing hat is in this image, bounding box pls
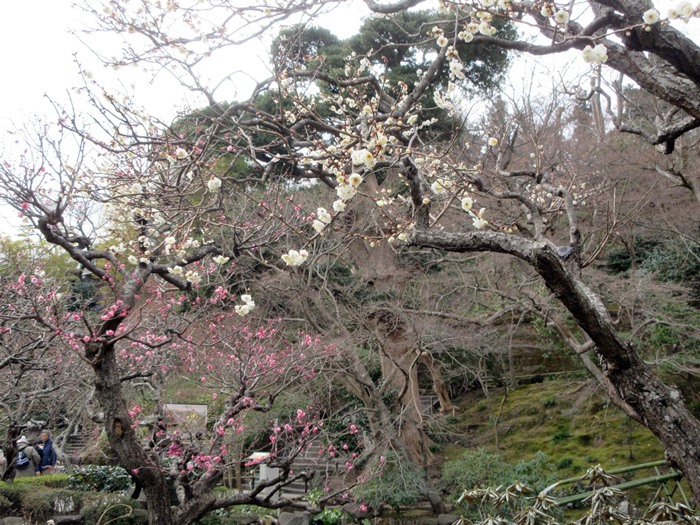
[14,436,41,478]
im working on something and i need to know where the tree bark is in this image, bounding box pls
[418,353,456,412]
[411,230,700,502]
[91,341,176,525]
[348,233,436,467]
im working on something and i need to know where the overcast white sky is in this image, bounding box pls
[0,1,697,162]
[1,1,697,128]
[0,1,367,133]
[0,2,78,127]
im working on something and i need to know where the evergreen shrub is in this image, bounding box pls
[68,465,132,493]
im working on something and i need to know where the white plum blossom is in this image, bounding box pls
[540,4,553,16]
[333,199,347,212]
[459,30,475,42]
[235,303,254,316]
[472,208,488,229]
[170,266,185,276]
[312,220,325,233]
[488,137,499,147]
[461,196,474,211]
[185,270,201,284]
[374,133,389,147]
[679,1,694,17]
[449,60,466,79]
[110,242,126,254]
[235,294,256,316]
[348,173,363,187]
[163,236,177,255]
[434,91,456,113]
[317,207,332,224]
[398,232,408,242]
[581,44,608,64]
[207,177,222,193]
[281,249,309,266]
[431,178,452,194]
[553,9,570,24]
[337,183,358,200]
[478,21,497,35]
[350,148,376,168]
[436,35,449,47]
[671,1,690,17]
[128,255,139,265]
[213,255,229,265]
[312,207,332,233]
[174,147,189,159]
[642,8,660,23]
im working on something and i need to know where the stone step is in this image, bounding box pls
[62,435,92,455]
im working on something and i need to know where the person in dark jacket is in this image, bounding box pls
[37,430,57,474]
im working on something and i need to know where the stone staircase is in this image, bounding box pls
[59,434,93,465]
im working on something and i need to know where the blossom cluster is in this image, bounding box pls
[312,207,332,234]
[665,1,699,20]
[539,3,571,25]
[282,249,309,266]
[235,294,256,316]
[581,44,608,65]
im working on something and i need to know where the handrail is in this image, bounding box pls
[553,460,669,487]
[554,471,683,506]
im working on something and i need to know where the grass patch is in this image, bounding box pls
[444,380,664,481]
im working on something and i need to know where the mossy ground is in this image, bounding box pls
[441,378,664,475]
[436,378,696,515]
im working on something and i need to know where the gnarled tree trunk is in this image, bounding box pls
[90,341,176,525]
[412,230,700,502]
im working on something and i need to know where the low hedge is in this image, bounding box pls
[0,473,146,525]
[2,473,70,488]
[0,478,84,522]
[21,488,85,523]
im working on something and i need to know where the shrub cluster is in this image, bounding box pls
[0,469,144,525]
[68,465,132,493]
[352,451,425,510]
[0,476,83,523]
[441,449,558,500]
